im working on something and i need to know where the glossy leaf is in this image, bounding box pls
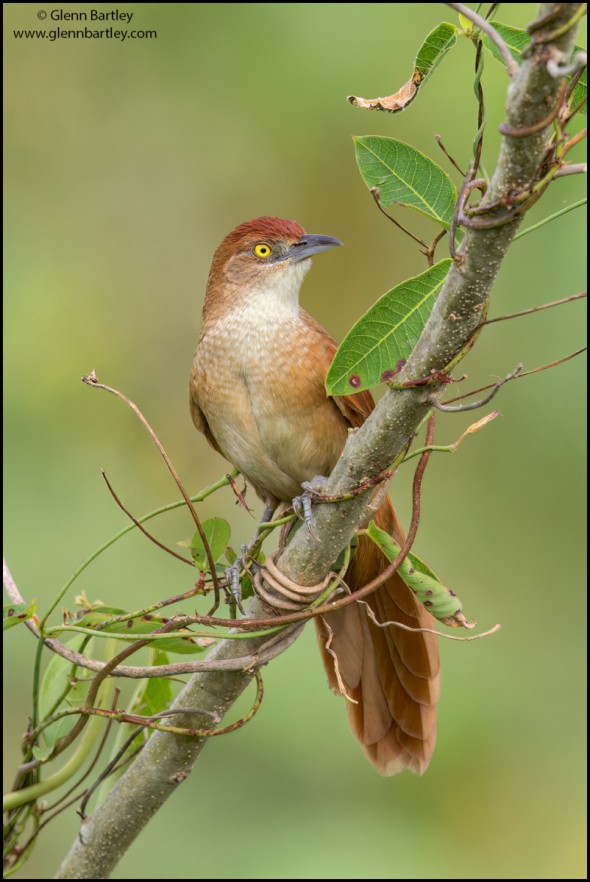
[349,22,458,113]
[354,136,457,226]
[326,259,451,396]
[483,22,586,114]
[367,522,467,625]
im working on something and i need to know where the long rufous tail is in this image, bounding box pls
[316,496,441,775]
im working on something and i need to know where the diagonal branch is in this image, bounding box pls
[53,5,584,878]
[280,2,583,587]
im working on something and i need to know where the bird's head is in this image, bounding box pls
[204,217,342,318]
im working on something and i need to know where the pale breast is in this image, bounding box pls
[192,302,348,502]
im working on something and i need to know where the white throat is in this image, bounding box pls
[240,259,311,322]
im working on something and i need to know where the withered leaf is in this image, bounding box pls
[348,22,458,114]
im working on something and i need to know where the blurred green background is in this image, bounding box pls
[4,3,586,878]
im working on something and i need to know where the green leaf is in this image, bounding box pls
[348,23,458,113]
[224,545,237,566]
[354,136,457,227]
[32,745,53,761]
[571,68,587,114]
[326,259,451,396]
[366,522,466,624]
[190,518,231,571]
[458,13,473,34]
[3,600,36,630]
[483,22,586,115]
[415,22,459,83]
[39,635,91,747]
[132,649,173,718]
[482,21,530,64]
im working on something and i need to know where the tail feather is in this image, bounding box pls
[316,496,440,776]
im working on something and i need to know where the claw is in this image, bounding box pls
[225,543,265,615]
[292,476,326,539]
[225,560,244,611]
[225,500,278,613]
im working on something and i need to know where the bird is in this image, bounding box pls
[190,216,440,775]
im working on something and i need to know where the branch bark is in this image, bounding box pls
[54,5,583,877]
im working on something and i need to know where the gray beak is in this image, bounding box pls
[288,234,343,263]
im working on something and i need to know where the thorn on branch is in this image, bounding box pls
[430,364,523,412]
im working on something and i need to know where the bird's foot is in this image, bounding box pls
[225,554,245,614]
[293,476,327,538]
[225,544,264,614]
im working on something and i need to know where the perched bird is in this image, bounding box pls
[190,217,440,775]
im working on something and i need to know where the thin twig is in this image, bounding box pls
[565,93,587,120]
[446,348,587,404]
[435,134,467,176]
[555,162,587,177]
[371,188,428,249]
[422,230,448,267]
[402,411,500,462]
[90,583,213,632]
[36,473,236,630]
[101,470,193,567]
[28,420,436,691]
[483,291,586,325]
[513,196,587,240]
[81,372,222,609]
[32,623,297,680]
[562,127,587,157]
[430,364,523,412]
[446,2,519,76]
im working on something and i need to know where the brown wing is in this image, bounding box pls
[299,309,376,430]
[189,364,223,456]
[302,313,440,775]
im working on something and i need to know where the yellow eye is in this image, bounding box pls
[254,242,272,259]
